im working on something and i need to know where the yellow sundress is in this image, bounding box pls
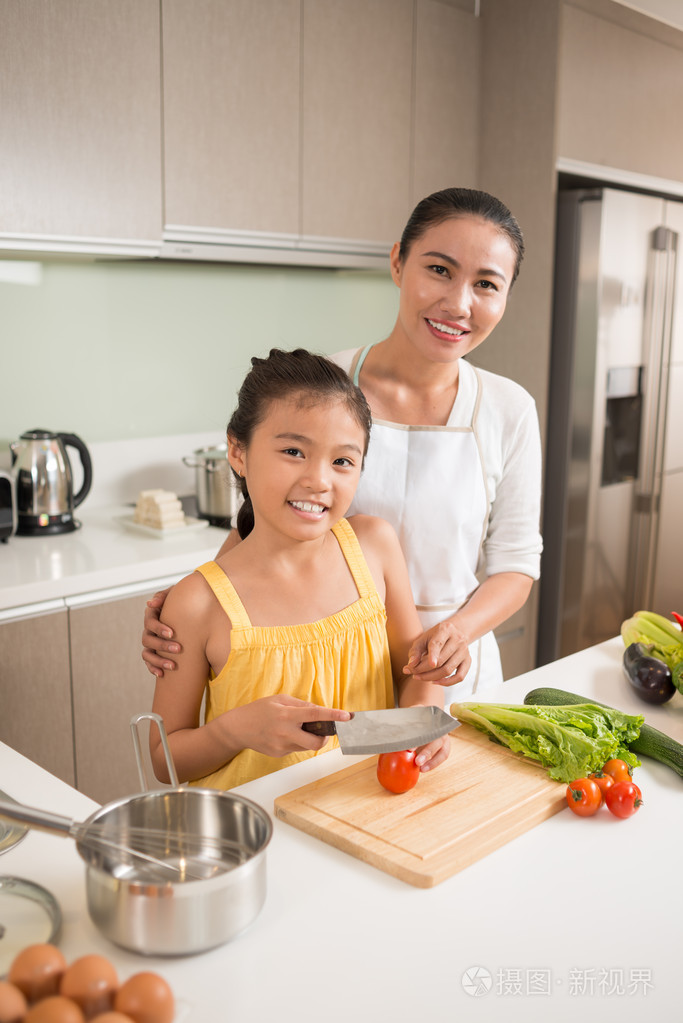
[191,517,394,789]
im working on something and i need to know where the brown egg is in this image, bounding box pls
[59,955,119,1018]
[0,980,28,1023]
[113,972,174,1023]
[24,994,85,1022]
[8,943,68,1002]
[90,1015,136,1023]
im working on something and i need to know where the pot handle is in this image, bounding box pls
[182,456,224,473]
[130,712,180,791]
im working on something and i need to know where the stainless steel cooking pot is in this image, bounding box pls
[182,444,239,527]
[78,714,272,956]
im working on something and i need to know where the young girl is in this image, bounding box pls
[150,348,450,789]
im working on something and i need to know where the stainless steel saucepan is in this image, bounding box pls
[2,713,273,957]
[182,443,239,527]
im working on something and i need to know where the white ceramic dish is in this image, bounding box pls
[116,514,209,539]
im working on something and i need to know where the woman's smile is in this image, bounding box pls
[424,317,469,342]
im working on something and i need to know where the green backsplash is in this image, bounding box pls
[1,258,397,443]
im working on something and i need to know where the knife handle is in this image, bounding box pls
[302,721,337,736]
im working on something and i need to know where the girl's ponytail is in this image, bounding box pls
[234,480,255,539]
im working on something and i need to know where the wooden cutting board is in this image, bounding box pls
[274,724,566,887]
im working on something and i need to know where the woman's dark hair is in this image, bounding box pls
[398,187,525,286]
[227,348,372,538]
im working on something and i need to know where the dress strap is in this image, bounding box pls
[332,518,376,600]
[348,344,375,385]
[195,561,252,631]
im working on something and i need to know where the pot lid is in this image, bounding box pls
[0,876,62,977]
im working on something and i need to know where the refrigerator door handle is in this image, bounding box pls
[627,226,677,610]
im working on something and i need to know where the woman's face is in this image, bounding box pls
[390,215,517,365]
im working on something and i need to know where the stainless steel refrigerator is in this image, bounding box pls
[537,186,683,664]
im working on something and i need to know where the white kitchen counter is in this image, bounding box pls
[0,503,230,613]
[1,637,681,1022]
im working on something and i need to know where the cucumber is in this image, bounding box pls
[524,687,683,779]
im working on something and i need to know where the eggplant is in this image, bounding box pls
[623,642,676,705]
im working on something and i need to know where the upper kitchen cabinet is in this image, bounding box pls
[412,0,480,202]
[161,0,301,239]
[556,3,683,185]
[162,0,413,266]
[301,0,414,247]
[0,0,162,257]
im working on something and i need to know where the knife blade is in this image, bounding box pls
[301,706,459,755]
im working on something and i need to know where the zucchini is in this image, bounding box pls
[524,687,683,779]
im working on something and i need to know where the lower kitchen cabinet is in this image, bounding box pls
[0,581,177,805]
[0,604,75,786]
[69,590,160,804]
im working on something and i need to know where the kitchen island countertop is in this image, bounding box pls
[1,637,681,1022]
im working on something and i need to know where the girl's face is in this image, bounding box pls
[228,395,366,542]
[390,215,517,365]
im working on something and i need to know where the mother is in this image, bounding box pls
[142,188,543,699]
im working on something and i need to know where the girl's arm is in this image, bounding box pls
[150,571,350,783]
[149,571,239,782]
[141,528,242,677]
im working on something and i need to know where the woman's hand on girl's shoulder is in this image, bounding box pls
[142,587,181,677]
[150,571,216,669]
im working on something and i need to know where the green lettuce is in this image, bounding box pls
[673,662,683,696]
[449,701,643,783]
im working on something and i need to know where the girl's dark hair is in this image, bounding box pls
[398,187,525,286]
[228,348,372,538]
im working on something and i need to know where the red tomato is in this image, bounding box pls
[602,758,633,782]
[589,770,615,804]
[377,750,420,794]
[565,777,602,817]
[605,780,643,818]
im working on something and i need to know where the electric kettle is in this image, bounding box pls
[10,429,93,535]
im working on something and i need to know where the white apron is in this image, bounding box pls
[347,346,502,702]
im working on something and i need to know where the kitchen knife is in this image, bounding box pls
[301,706,459,755]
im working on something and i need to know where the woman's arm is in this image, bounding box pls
[141,528,242,676]
[409,385,541,682]
[405,571,533,682]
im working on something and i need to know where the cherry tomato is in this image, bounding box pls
[589,770,615,804]
[602,758,633,782]
[565,777,602,816]
[377,750,420,794]
[605,780,643,818]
